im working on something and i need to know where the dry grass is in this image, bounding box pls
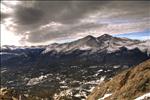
[87,59,150,100]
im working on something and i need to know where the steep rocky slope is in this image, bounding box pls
[87,59,150,100]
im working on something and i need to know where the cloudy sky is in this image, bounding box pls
[1,0,150,46]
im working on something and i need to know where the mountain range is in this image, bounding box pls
[1,34,150,67]
[1,34,150,100]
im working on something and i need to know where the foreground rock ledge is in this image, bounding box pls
[87,59,150,100]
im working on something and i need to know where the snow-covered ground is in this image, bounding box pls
[85,76,105,85]
[79,45,92,50]
[134,92,150,100]
[27,74,50,86]
[98,93,112,100]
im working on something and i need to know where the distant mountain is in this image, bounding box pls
[35,34,149,68]
[2,34,149,67]
[1,34,150,100]
[87,59,150,100]
[42,34,149,53]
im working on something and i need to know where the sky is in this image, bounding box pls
[114,30,150,40]
[1,0,150,46]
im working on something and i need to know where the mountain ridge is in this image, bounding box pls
[0,34,144,48]
[1,34,149,68]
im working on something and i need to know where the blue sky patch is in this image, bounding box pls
[114,30,150,40]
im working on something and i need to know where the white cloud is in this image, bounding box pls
[1,1,149,45]
[1,24,21,46]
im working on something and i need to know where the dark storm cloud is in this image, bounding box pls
[11,1,107,25]
[25,1,107,24]
[25,22,107,43]
[1,12,9,21]
[1,0,150,45]
[15,6,44,25]
[26,31,66,43]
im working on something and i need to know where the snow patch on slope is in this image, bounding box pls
[98,93,112,100]
[134,92,150,100]
[79,45,92,50]
[27,74,50,86]
[126,40,150,55]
